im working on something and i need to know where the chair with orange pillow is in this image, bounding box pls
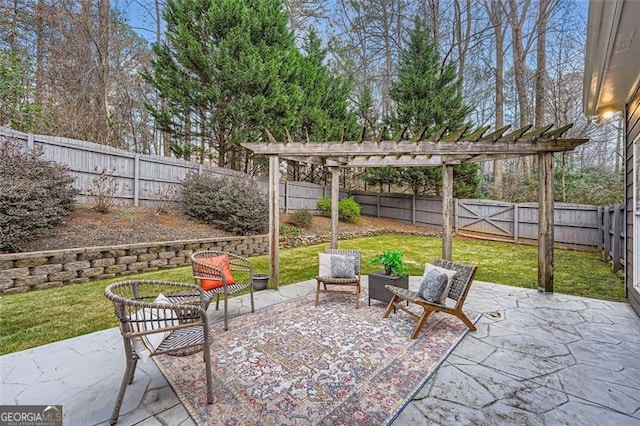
[190,250,255,330]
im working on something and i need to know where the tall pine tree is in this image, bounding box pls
[143,0,300,169]
[144,0,355,172]
[387,18,480,198]
[295,29,357,141]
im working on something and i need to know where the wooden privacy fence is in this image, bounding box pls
[454,199,601,250]
[351,192,624,269]
[600,203,625,272]
[0,127,242,206]
[2,128,624,268]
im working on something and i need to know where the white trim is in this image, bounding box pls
[583,0,640,116]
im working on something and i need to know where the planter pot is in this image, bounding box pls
[252,274,269,291]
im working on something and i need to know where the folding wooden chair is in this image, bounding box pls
[384,259,477,339]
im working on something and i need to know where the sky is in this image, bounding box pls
[116,0,160,43]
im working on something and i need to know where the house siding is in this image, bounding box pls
[626,82,640,315]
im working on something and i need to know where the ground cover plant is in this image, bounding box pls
[0,234,624,355]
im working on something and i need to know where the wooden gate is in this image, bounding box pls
[455,200,517,241]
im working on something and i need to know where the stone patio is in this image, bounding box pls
[2,279,639,425]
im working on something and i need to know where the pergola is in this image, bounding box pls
[242,124,588,292]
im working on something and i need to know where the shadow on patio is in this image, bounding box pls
[1,278,638,425]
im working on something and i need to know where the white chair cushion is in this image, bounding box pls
[318,253,332,277]
[129,293,176,362]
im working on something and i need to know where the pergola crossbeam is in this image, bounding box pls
[443,125,469,141]
[463,125,491,141]
[429,126,448,142]
[413,126,428,141]
[393,127,408,142]
[482,125,511,141]
[522,124,554,141]
[503,124,533,140]
[542,123,573,139]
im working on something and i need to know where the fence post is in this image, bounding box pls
[377,194,381,218]
[612,203,622,272]
[27,133,35,150]
[603,206,611,261]
[412,195,416,225]
[597,206,603,252]
[513,204,519,243]
[284,181,289,213]
[454,199,459,231]
[133,154,140,207]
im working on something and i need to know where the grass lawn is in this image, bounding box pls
[0,234,625,355]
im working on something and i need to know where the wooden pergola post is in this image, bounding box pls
[330,166,339,249]
[268,155,280,289]
[538,152,554,292]
[442,164,454,260]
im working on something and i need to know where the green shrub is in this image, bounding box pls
[288,209,313,229]
[339,197,361,223]
[315,196,361,223]
[0,137,78,252]
[279,224,300,236]
[316,197,331,216]
[179,172,268,235]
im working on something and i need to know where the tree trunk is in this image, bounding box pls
[453,0,471,85]
[35,0,45,104]
[487,0,505,199]
[507,0,532,174]
[534,0,549,128]
[97,0,111,145]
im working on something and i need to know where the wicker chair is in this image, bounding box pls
[315,248,362,308]
[104,280,213,425]
[383,259,477,339]
[191,250,255,331]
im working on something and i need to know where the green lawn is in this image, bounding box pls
[0,234,624,355]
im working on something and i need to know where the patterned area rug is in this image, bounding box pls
[155,290,478,425]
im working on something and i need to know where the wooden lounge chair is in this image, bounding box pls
[383,259,477,339]
[316,249,362,308]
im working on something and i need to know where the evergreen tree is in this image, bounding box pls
[295,29,357,141]
[387,18,481,197]
[143,0,300,169]
[361,167,399,192]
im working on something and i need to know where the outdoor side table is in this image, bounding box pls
[368,271,409,306]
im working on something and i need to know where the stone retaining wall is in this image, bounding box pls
[0,230,440,295]
[0,235,268,294]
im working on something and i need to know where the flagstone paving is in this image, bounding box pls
[1,279,639,425]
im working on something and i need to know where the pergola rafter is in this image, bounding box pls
[241,123,589,293]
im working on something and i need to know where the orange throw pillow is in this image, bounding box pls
[197,254,236,290]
